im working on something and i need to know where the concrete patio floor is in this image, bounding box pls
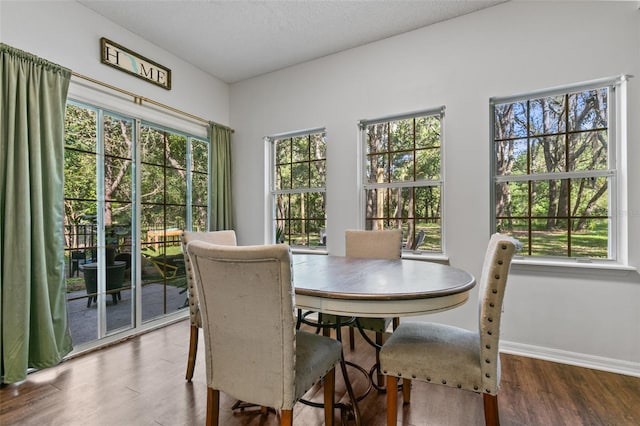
[67,282,187,346]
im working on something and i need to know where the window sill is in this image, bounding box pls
[511,257,637,276]
[292,247,328,255]
[402,252,450,264]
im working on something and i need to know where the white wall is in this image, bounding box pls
[230,1,640,374]
[0,1,230,129]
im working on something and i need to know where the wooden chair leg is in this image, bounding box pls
[349,327,355,350]
[185,325,199,381]
[324,367,335,426]
[376,332,384,387]
[206,388,219,426]
[280,409,293,426]
[402,378,411,403]
[392,317,400,330]
[386,376,398,426]
[483,393,500,426]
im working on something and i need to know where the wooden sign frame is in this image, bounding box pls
[100,37,171,90]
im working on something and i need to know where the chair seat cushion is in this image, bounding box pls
[294,330,343,400]
[322,314,391,333]
[380,321,484,394]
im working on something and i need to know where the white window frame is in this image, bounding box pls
[265,127,327,253]
[490,75,631,268]
[358,107,446,256]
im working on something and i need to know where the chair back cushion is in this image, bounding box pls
[187,241,297,409]
[478,233,520,394]
[345,229,402,259]
[181,230,237,327]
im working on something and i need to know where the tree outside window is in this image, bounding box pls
[270,130,326,249]
[492,83,616,259]
[361,109,444,252]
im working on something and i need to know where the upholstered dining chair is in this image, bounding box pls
[187,241,343,426]
[323,229,403,387]
[380,233,520,426]
[181,230,237,382]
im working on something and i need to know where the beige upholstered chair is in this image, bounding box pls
[323,229,403,386]
[380,233,520,426]
[187,241,342,426]
[181,230,237,382]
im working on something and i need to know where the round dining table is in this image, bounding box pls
[293,254,476,317]
[292,254,476,425]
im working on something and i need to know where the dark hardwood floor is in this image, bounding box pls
[1,319,638,425]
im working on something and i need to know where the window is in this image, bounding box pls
[491,77,624,260]
[64,100,208,345]
[268,129,326,249]
[360,108,444,253]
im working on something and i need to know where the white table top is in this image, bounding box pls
[293,255,476,318]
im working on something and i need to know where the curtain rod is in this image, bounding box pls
[71,71,234,133]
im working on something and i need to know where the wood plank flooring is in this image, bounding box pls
[1,319,639,425]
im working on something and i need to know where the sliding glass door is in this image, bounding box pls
[63,100,208,347]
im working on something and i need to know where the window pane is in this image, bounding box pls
[495,181,529,218]
[494,101,528,139]
[568,88,608,131]
[192,171,208,207]
[495,218,530,254]
[571,177,608,217]
[415,116,440,149]
[415,186,441,221]
[65,104,96,152]
[65,150,96,200]
[495,139,528,176]
[529,95,565,136]
[192,139,208,173]
[276,164,291,190]
[309,160,325,187]
[140,126,165,166]
[276,139,290,164]
[415,148,440,180]
[391,152,414,182]
[309,133,326,160]
[104,115,133,158]
[389,119,413,151]
[570,218,608,258]
[105,156,132,201]
[531,179,567,219]
[531,218,569,257]
[367,123,388,153]
[141,165,165,204]
[306,192,325,219]
[365,188,388,221]
[366,154,387,183]
[167,133,187,170]
[569,130,608,171]
[291,136,309,162]
[166,166,186,205]
[291,163,309,188]
[530,135,565,174]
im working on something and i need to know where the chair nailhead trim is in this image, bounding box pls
[411,374,416,379]
[486,373,490,378]
[474,385,479,390]
[457,384,462,389]
[427,377,431,382]
[488,318,493,322]
[442,379,447,384]
[486,344,491,349]
[486,359,490,363]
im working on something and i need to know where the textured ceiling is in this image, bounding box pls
[79,0,505,84]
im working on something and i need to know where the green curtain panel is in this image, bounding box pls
[0,44,73,383]
[208,123,234,231]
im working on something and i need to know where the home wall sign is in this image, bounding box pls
[100,37,171,90]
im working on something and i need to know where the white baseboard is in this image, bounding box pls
[500,340,640,378]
